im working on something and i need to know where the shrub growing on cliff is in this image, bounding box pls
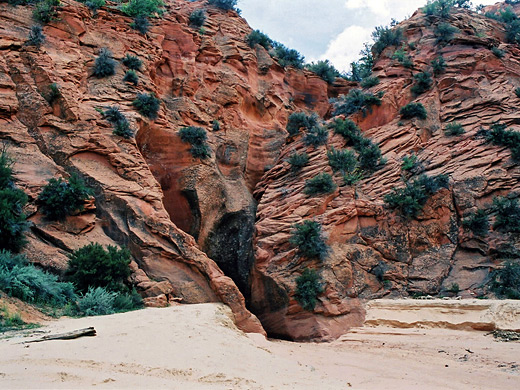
[66,243,132,294]
[331,89,383,117]
[122,0,164,17]
[401,153,418,171]
[372,25,403,56]
[491,46,506,58]
[492,196,520,233]
[392,48,413,68]
[38,174,92,220]
[179,126,211,159]
[207,0,237,11]
[132,92,160,119]
[271,43,305,69]
[290,220,329,260]
[431,56,446,75]
[515,87,520,99]
[462,209,489,237]
[411,71,433,96]
[490,261,520,299]
[327,147,357,174]
[481,122,520,161]
[444,122,465,136]
[26,25,45,47]
[122,54,142,70]
[332,118,362,144]
[286,112,318,136]
[33,0,60,24]
[384,174,449,218]
[304,173,336,196]
[123,70,139,86]
[130,15,150,34]
[93,48,116,78]
[287,152,309,172]
[303,125,328,147]
[246,30,272,49]
[435,22,459,44]
[189,9,206,28]
[400,102,427,120]
[361,76,379,89]
[305,60,340,84]
[295,269,324,311]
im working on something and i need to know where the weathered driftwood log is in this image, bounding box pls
[24,327,96,343]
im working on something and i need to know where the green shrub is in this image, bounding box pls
[444,122,465,136]
[290,220,329,260]
[286,112,318,136]
[400,102,427,120]
[303,125,328,147]
[113,119,134,139]
[304,173,336,196]
[246,30,272,49]
[515,87,520,99]
[76,286,117,316]
[103,106,125,123]
[482,122,520,161]
[212,120,221,131]
[38,174,92,220]
[384,174,449,218]
[26,25,45,47]
[361,76,379,88]
[332,118,362,144]
[133,92,160,119]
[33,0,60,24]
[92,48,116,78]
[207,0,237,10]
[271,43,305,69]
[123,70,139,86]
[401,153,418,171]
[422,0,456,18]
[462,209,489,237]
[343,170,363,186]
[431,56,447,75]
[0,250,76,305]
[372,25,403,56]
[130,15,150,34]
[122,54,142,70]
[491,46,505,58]
[113,288,143,312]
[411,71,433,96]
[490,261,520,299]
[358,143,383,171]
[327,147,357,174]
[121,0,164,17]
[179,126,211,159]
[189,9,206,28]
[392,48,413,68]
[435,22,459,44]
[44,83,61,104]
[287,152,309,172]
[85,0,105,12]
[492,196,520,233]
[295,268,324,311]
[66,243,132,294]
[332,89,382,117]
[305,60,340,84]
[0,305,26,331]
[506,19,520,44]
[349,43,374,81]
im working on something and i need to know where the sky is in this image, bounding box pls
[238,0,500,73]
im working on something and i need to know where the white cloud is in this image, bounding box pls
[320,25,372,73]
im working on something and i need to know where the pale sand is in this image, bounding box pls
[0,301,519,390]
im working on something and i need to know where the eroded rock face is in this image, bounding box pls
[250,6,520,340]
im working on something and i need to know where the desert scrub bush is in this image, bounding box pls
[103,106,125,123]
[304,173,336,196]
[392,48,413,68]
[246,30,272,49]
[444,122,464,136]
[332,118,362,144]
[491,46,505,58]
[411,71,433,96]
[189,9,206,28]
[92,48,116,78]
[132,92,160,119]
[401,153,418,171]
[357,143,383,171]
[122,0,164,17]
[515,87,520,98]
[431,56,446,76]
[271,43,305,69]
[43,83,61,104]
[286,112,318,136]
[122,54,142,70]
[327,147,357,174]
[130,15,150,34]
[303,125,328,147]
[76,287,117,316]
[123,70,139,86]
[361,76,379,89]
[207,0,237,10]
[489,261,520,299]
[290,220,329,260]
[26,25,45,47]
[331,89,382,117]
[66,243,132,294]
[372,25,403,56]
[33,0,60,24]
[492,196,520,233]
[112,288,143,312]
[212,120,221,131]
[295,268,324,311]
[400,102,427,120]
[287,152,309,172]
[462,209,489,237]
[178,126,211,159]
[435,22,459,44]
[0,148,29,252]
[384,174,449,218]
[482,122,520,161]
[38,174,92,220]
[85,0,105,13]
[113,119,134,139]
[0,250,76,305]
[305,60,340,84]
[422,0,464,18]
